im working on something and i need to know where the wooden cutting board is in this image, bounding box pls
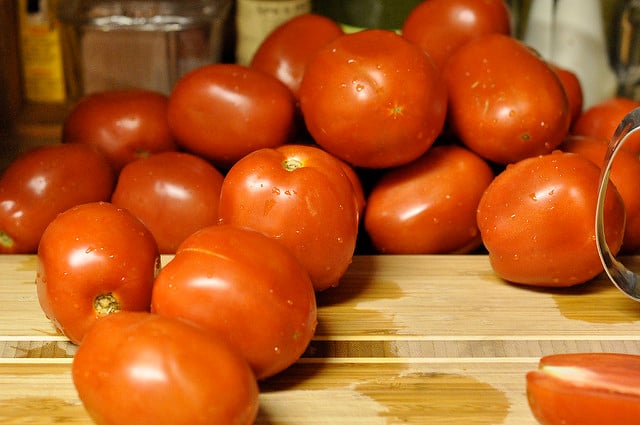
[2,254,640,424]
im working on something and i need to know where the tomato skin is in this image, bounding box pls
[0,144,115,254]
[364,145,494,254]
[299,29,447,169]
[36,201,160,344]
[551,65,584,125]
[571,96,640,156]
[73,311,259,425]
[217,144,359,291]
[401,0,511,70]
[62,89,176,171]
[444,33,571,165]
[111,151,224,254]
[167,63,296,168]
[151,225,317,380]
[476,151,625,287]
[561,135,640,253]
[526,353,640,425]
[250,13,343,100]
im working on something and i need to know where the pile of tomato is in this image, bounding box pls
[2,1,640,424]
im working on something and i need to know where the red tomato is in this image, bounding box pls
[334,156,366,219]
[562,135,640,253]
[62,89,176,171]
[167,63,296,168]
[401,0,511,70]
[250,13,343,100]
[364,144,494,254]
[527,353,640,425]
[552,64,584,125]
[476,150,625,287]
[571,96,640,156]
[36,201,160,344]
[151,225,317,380]
[299,29,447,169]
[444,33,571,165]
[111,151,224,254]
[217,144,360,291]
[0,144,115,254]
[73,311,259,425]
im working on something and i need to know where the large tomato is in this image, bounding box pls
[151,225,317,380]
[571,96,640,156]
[73,311,259,425]
[299,29,447,169]
[401,0,511,70]
[62,89,176,171]
[476,150,625,287]
[444,33,571,165]
[167,63,296,168]
[217,144,359,291]
[36,201,160,344]
[0,143,115,254]
[364,144,494,254]
[111,151,224,254]
[527,353,640,425]
[562,135,640,253]
[250,13,343,101]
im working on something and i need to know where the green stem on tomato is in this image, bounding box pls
[0,231,14,249]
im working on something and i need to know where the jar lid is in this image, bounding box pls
[57,0,232,26]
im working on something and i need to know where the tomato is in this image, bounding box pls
[364,144,494,254]
[62,89,176,171]
[0,144,115,254]
[526,353,640,425]
[167,63,296,168]
[571,96,640,156]
[151,225,317,380]
[552,64,584,125]
[444,33,571,165]
[250,13,343,101]
[36,201,160,344]
[334,155,366,219]
[111,151,224,254]
[561,135,640,253]
[476,150,625,287]
[217,144,359,291]
[401,0,511,70]
[73,311,259,425]
[299,29,447,169]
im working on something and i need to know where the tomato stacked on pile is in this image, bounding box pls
[2,1,640,424]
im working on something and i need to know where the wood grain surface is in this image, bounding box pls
[1,254,640,424]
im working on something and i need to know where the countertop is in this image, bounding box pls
[1,254,639,424]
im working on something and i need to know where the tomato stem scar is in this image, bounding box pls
[94,293,120,316]
[0,231,14,248]
[282,158,303,172]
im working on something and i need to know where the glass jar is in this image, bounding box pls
[56,0,232,99]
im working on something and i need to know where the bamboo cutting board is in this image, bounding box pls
[1,254,640,424]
